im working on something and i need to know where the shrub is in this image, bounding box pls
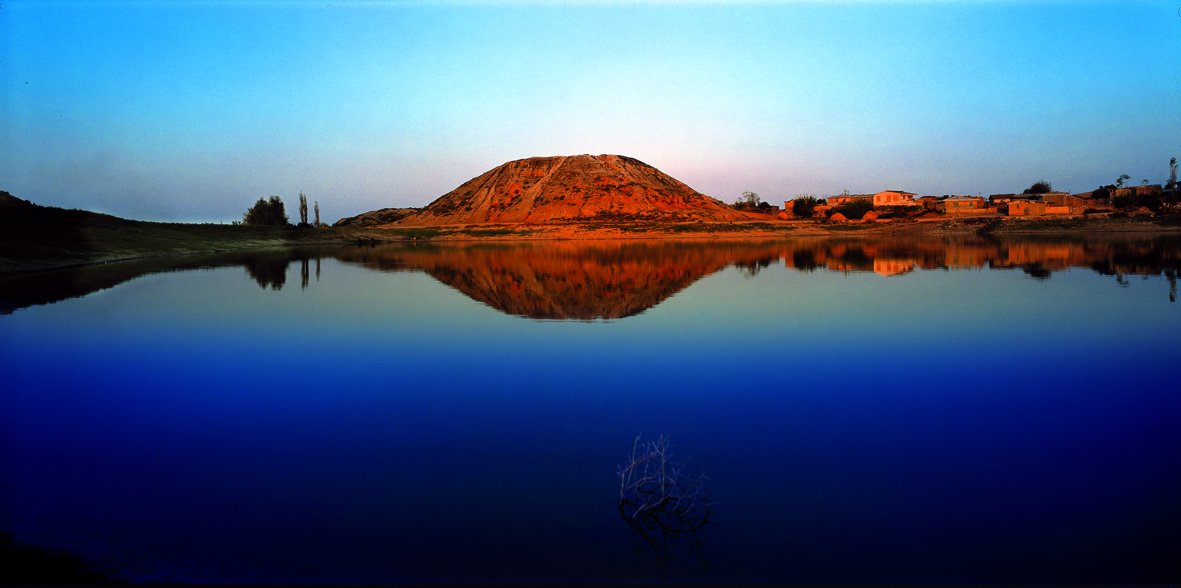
[1024,179,1053,194]
[792,195,822,218]
[830,199,874,219]
[242,196,290,226]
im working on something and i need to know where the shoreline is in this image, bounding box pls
[3,213,1179,277]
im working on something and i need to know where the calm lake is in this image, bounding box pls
[2,236,1179,583]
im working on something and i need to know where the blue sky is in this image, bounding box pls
[2,0,1178,223]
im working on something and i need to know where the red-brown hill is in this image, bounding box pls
[333,207,420,228]
[392,154,747,226]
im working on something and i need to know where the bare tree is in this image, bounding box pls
[314,200,321,227]
[617,434,714,579]
[298,192,309,226]
[1168,157,1177,190]
[733,191,761,209]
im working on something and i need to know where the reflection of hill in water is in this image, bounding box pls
[3,236,1180,316]
[334,241,753,320]
[313,236,1181,317]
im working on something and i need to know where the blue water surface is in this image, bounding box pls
[2,239,1178,583]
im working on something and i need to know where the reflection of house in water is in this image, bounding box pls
[991,241,1088,272]
[943,241,998,268]
[873,258,915,276]
[770,236,1178,295]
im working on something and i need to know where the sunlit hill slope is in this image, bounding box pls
[393,154,748,227]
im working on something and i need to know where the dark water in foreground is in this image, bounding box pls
[2,236,1179,583]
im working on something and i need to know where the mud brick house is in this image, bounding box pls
[937,196,988,215]
[827,194,874,206]
[873,190,919,206]
[999,200,1047,216]
[917,196,941,210]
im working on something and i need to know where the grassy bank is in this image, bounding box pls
[0,204,419,274]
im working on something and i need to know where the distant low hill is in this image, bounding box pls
[333,207,421,228]
[392,154,747,226]
[0,192,328,274]
[0,190,34,208]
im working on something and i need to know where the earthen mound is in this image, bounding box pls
[334,207,420,228]
[393,154,745,226]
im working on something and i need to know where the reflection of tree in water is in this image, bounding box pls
[734,255,775,278]
[241,250,324,291]
[1087,237,1181,299]
[243,254,289,290]
[833,245,875,271]
[792,249,821,272]
[1021,264,1052,280]
[617,435,715,580]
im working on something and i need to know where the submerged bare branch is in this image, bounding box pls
[616,434,715,579]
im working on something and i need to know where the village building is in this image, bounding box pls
[1053,195,1092,214]
[827,194,874,206]
[873,190,919,207]
[917,196,941,210]
[989,194,1026,205]
[1039,192,1071,205]
[1113,184,1162,198]
[936,196,988,215]
[999,200,1047,216]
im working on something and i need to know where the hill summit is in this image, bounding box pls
[394,154,745,226]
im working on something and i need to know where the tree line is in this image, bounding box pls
[240,192,324,227]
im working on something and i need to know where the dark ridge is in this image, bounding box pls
[0,530,125,584]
